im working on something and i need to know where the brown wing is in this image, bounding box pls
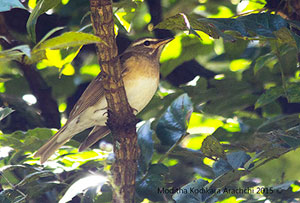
[68,73,105,121]
[67,52,131,122]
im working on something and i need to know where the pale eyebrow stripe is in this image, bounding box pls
[131,38,157,47]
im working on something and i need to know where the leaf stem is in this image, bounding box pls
[275,41,288,100]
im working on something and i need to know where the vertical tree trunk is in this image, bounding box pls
[89,0,139,202]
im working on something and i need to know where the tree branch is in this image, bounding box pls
[89,0,139,202]
[0,13,60,129]
[17,63,60,129]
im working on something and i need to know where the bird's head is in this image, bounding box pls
[124,37,173,61]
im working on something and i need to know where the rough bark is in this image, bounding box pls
[89,0,139,202]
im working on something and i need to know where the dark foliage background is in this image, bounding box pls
[0,0,300,202]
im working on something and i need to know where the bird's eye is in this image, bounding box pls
[143,40,151,46]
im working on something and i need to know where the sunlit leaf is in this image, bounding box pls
[201,135,226,159]
[61,63,75,76]
[160,34,212,77]
[33,32,105,51]
[0,107,14,121]
[229,59,251,72]
[115,11,132,32]
[208,6,234,18]
[80,64,101,77]
[242,0,266,12]
[36,26,65,47]
[59,175,108,203]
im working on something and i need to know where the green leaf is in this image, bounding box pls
[206,170,248,189]
[0,0,26,12]
[156,94,193,146]
[160,35,214,77]
[201,135,226,159]
[274,27,298,48]
[0,107,14,121]
[13,45,31,58]
[0,48,24,62]
[227,151,251,169]
[0,45,31,62]
[36,26,65,47]
[155,13,226,40]
[212,158,233,177]
[33,32,105,51]
[113,0,139,10]
[156,13,288,41]
[136,164,168,202]
[185,78,256,116]
[280,135,300,148]
[60,175,108,203]
[257,114,300,132]
[255,86,284,109]
[26,0,61,43]
[17,171,53,187]
[224,38,249,59]
[0,128,54,153]
[213,151,251,176]
[286,83,300,103]
[254,53,276,74]
[137,121,154,173]
[172,179,209,203]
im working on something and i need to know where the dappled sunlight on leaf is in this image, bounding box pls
[240,0,266,13]
[38,49,63,69]
[115,11,132,32]
[185,135,207,150]
[160,35,182,63]
[58,102,67,112]
[2,1,300,202]
[80,64,101,77]
[208,6,234,18]
[187,112,223,134]
[203,157,215,167]
[37,47,80,75]
[195,31,213,44]
[61,63,75,76]
[59,174,108,203]
[229,59,251,72]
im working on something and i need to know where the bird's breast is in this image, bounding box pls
[124,76,159,112]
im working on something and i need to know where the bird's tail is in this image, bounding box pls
[34,126,70,164]
[78,126,110,152]
[34,125,110,164]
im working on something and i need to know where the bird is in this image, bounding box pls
[34,37,173,163]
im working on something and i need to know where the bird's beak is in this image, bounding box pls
[156,38,174,47]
